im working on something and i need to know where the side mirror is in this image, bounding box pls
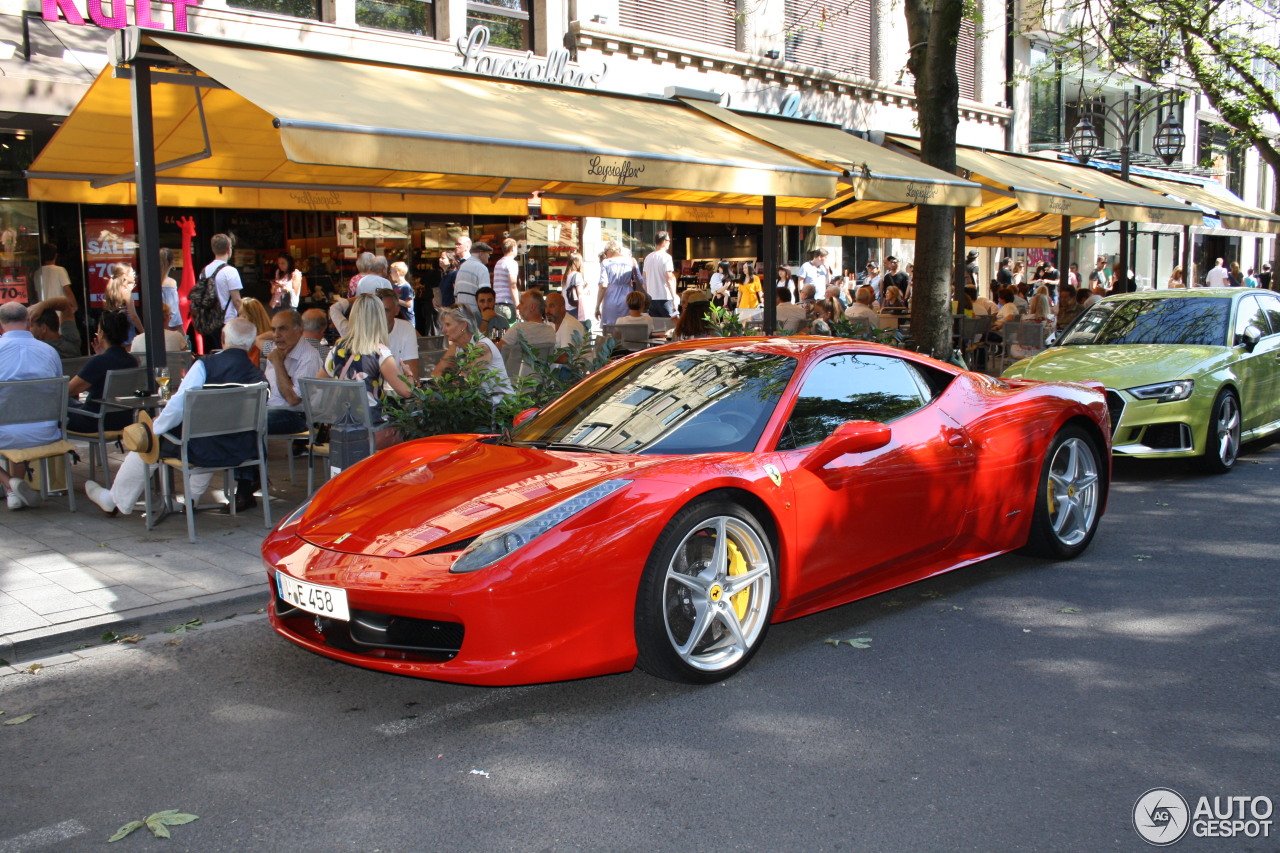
[513,407,540,427]
[803,420,892,471]
[1242,325,1263,352]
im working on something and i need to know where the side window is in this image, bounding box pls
[1255,292,1280,337]
[1234,295,1270,343]
[779,354,929,450]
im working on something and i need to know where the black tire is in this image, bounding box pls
[1197,388,1241,474]
[634,499,777,684]
[1022,425,1106,559]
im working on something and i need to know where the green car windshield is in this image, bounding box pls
[508,349,797,454]
[1059,297,1231,347]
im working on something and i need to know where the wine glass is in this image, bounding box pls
[155,367,170,401]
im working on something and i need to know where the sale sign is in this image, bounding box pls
[84,218,137,306]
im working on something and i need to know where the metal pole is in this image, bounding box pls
[130,59,164,391]
[1117,91,1131,293]
[1059,214,1071,297]
[1182,224,1192,284]
[762,196,777,335]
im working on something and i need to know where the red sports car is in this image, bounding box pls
[264,338,1110,685]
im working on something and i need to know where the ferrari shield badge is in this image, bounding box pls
[763,464,783,488]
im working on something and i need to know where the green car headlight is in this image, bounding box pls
[1127,379,1195,403]
[450,480,630,573]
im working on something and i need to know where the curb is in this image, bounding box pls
[0,585,270,665]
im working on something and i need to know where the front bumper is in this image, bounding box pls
[1106,388,1203,458]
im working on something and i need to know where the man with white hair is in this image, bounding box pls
[1205,257,1230,288]
[85,318,266,517]
[0,301,60,509]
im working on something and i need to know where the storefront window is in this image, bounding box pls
[357,0,434,36]
[226,0,322,20]
[467,0,531,50]
[0,201,40,306]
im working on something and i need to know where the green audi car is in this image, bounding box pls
[1003,288,1280,473]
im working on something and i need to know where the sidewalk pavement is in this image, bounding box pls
[0,442,311,665]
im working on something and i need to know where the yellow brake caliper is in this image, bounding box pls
[726,539,750,620]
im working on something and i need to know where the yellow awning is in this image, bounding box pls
[27,29,839,215]
[986,153,1202,226]
[680,100,984,209]
[1131,177,1280,235]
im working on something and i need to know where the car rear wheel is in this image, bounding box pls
[635,500,776,683]
[1198,389,1241,474]
[1022,425,1104,559]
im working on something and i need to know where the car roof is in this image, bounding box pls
[1100,288,1247,302]
[648,335,964,374]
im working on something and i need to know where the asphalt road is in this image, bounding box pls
[2,443,1278,853]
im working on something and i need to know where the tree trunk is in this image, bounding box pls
[904,0,964,360]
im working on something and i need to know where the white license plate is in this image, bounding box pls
[276,571,350,621]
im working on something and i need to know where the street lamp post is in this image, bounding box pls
[1068,87,1186,292]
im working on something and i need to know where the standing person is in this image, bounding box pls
[36,243,76,311]
[997,257,1015,289]
[882,256,909,299]
[641,231,677,318]
[453,242,493,319]
[1087,256,1110,291]
[435,252,457,311]
[1227,261,1244,287]
[1067,262,1081,290]
[736,262,762,312]
[596,240,637,326]
[1011,261,1026,287]
[271,253,302,310]
[346,252,374,298]
[863,261,882,299]
[776,265,795,302]
[203,233,243,343]
[389,260,415,329]
[492,237,520,312]
[1244,267,1260,288]
[157,248,184,334]
[799,248,830,296]
[103,263,143,340]
[0,301,61,509]
[560,252,585,321]
[964,250,980,290]
[1259,263,1272,290]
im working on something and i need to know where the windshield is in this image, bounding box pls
[1058,297,1231,347]
[509,349,797,454]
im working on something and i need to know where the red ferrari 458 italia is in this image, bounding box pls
[264,338,1110,685]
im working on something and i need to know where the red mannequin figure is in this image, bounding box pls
[175,216,201,351]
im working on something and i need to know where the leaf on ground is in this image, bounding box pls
[3,713,35,725]
[145,821,171,839]
[164,619,203,634]
[102,630,122,642]
[23,663,43,675]
[108,821,144,843]
[120,635,144,644]
[164,639,183,647]
[1058,607,1081,613]
[824,637,872,649]
[153,812,198,827]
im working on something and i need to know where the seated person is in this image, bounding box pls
[84,319,267,516]
[433,306,514,405]
[499,290,556,352]
[881,285,907,310]
[806,299,838,336]
[476,286,510,339]
[671,290,713,340]
[843,286,879,331]
[321,294,414,426]
[0,301,62,509]
[775,286,808,331]
[614,290,655,336]
[26,296,82,359]
[1056,287,1083,331]
[129,302,189,354]
[263,309,323,435]
[67,310,139,435]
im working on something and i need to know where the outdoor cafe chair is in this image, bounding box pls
[164,350,195,379]
[0,376,78,511]
[298,376,376,497]
[60,355,90,378]
[143,383,271,542]
[66,365,147,487]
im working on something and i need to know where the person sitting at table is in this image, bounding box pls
[807,299,839,336]
[882,285,907,309]
[499,290,557,354]
[843,286,878,333]
[129,302,188,354]
[300,309,331,352]
[775,286,808,332]
[321,294,414,429]
[968,285,998,317]
[67,309,138,435]
[988,287,1021,345]
[671,290,714,340]
[614,291,654,337]
[475,286,509,339]
[433,306,514,405]
[376,288,420,382]
[1025,286,1055,325]
[263,309,322,437]
[0,300,61,510]
[238,297,273,348]
[83,318,267,516]
[26,296,81,359]
[1055,287,1083,331]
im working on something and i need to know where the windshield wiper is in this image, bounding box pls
[509,439,627,454]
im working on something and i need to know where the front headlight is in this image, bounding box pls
[1127,379,1195,403]
[450,480,629,573]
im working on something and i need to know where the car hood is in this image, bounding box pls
[1006,344,1226,389]
[297,438,663,557]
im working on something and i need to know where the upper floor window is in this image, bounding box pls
[468,0,532,50]
[358,0,435,36]
[617,0,735,51]
[226,0,322,19]
[783,0,872,76]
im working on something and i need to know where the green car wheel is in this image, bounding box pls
[1199,388,1241,474]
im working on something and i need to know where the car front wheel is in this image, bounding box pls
[1199,388,1241,474]
[1022,425,1104,559]
[635,500,777,683]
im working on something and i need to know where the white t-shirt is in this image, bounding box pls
[202,259,242,322]
[387,318,418,368]
[492,256,519,304]
[615,314,654,336]
[37,264,72,302]
[799,261,829,292]
[972,297,999,316]
[1205,265,1230,287]
[554,314,586,348]
[642,249,674,302]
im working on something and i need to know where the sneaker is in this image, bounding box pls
[85,480,119,515]
[7,480,41,510]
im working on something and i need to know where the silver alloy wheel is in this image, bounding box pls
[1213,393,1241,467]
[662,516,772,673]
[1047,436,1101,547]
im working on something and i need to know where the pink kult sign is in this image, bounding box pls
[42,0,200,31]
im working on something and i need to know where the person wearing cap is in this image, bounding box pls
[964,250,980,289]
[454,241,493,318]
[84,318,266,517]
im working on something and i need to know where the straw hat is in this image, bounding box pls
[121,411,160,465]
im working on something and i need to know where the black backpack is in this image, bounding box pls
[190,262,228,338]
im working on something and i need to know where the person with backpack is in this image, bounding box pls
[191,233,242,350]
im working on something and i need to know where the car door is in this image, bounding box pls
[1244,291,1280,431]
[776,353,977,610]
[1231,294,1280,434]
